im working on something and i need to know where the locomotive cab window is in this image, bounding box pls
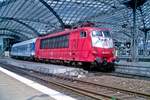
[80,31,87,38]
[92,30,111,37]
[92,31,102,37]
[102,31,111,37]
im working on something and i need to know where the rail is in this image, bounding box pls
[0,63,150,100]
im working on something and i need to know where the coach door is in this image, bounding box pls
[70,31,79,61]
[79,31,89,60]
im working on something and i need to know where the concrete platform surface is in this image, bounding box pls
[0,67,76,100]
[0,70,55,100]
[0,57,87,77]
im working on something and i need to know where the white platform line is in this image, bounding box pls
[0,67,76,100]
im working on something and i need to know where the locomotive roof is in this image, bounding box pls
[39,27,110,39]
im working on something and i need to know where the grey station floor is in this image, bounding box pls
[0,70,56,100]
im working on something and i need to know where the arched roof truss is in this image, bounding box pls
[0,0,149,42]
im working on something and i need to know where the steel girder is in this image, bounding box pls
[0,17,39,36]
[0,0,18,8]
[0,34,18,40]
[0,28,29,40]
[1,17,55,25]
[0,0,66,38]
[39,0,65,28]
[0,0,149,44]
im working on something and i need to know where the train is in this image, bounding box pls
[11,38,37,60]
[10,27,117,71]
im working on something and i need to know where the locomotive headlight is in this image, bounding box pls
[92,50,98,55]
[92,48,98,55]
[102,51,110,54]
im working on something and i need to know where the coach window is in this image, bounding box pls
[62,36,65,48]
[80,31,87,38]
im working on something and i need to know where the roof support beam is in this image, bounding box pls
[0,28,29,40]
[0,17,39,36]
[0,17,55,25]
[0,0,18,8]
[39,0,65,29]
[0,34,16,39]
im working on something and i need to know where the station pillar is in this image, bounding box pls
[0,37,15,56]
[0,38,3,54]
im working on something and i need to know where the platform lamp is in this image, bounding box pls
[123,0,147,62]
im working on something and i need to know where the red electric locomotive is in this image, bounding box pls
[35,27,117,70]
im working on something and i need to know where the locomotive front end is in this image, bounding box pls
[91,29,117,66]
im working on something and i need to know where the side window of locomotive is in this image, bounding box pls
[56,37,59,48]
[55,37,58,48]
[53,38,55,48]
[51,38,54,48]
[65,34,69,48]
[45,39,48,49]
[80,31,87,38]
[47,39,49,48]
[41,39,48,49]
[58,36,62,48]
[40,39,44,49]
[60,36,63,48]
[48,38,51,48]
[61,36,65,48]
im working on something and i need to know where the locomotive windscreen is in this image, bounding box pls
[91,30,113,48]
[102,31,111,37]
[92,30,111,37]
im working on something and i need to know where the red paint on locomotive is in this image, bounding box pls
[35,27,116,65]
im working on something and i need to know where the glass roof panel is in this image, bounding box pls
[0,0,149,42]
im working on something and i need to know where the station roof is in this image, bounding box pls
[0,0,149,42]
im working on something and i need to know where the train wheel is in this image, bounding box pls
[101,63,115,72]
[60,60,64,65]
[63,60,71,66]
[71,61,77,67]
[82,62,92,70]
[91,61,98,70]
[108,63,115,72]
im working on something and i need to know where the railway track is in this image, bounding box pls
[90,71,150,81]
[115,63,150,78]
[0,63,150,100]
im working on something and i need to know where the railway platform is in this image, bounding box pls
[115,60,150,77]
[116,60,150,67]
[0,67,76,100]
[0,57,87,77]
[0,69,55,100]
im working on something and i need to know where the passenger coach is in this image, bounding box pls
[11,38,37,59]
